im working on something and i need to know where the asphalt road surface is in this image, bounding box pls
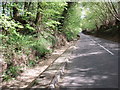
[59,33,119,89]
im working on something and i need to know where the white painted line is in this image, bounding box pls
[97,43,114,55]
[91,38,114,56]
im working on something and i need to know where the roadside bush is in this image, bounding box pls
[2,66,21,81]
[31,36,52,58]
[0,14,23,35]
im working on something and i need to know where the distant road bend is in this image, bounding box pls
[59,33,119,88]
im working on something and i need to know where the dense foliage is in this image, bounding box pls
[79,2,120,31]
[0,2,80,81]
[63,3,81,41]
[79,1,120,42]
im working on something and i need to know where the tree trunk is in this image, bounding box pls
[28,2,32,12]
[24,2,29,10]
[13,3,27,24]
[2,2,6,14]
[35,2,42,25]
[10,2,13,17]
[24,2,31,16]
[13,3,19,18]
[118,1,120,20]
[58,2,74,29]
[105,2,120,21]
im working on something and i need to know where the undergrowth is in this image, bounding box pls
[0,15,56,81]
[0,2,80,82]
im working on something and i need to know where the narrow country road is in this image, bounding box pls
[59,33,119,88]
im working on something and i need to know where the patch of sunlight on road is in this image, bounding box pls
[75,68,93,71]
[60,65,109,87]
[70,46,79,50]
[70,51,103,59]
[60,76,95,86]
[89,43,96,46]
[60,73,109,87]
[66,68,93,74]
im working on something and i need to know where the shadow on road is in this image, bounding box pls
[59,34,118,88]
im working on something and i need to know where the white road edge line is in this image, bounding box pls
[91,38,114,56]
[97,43,114,55]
